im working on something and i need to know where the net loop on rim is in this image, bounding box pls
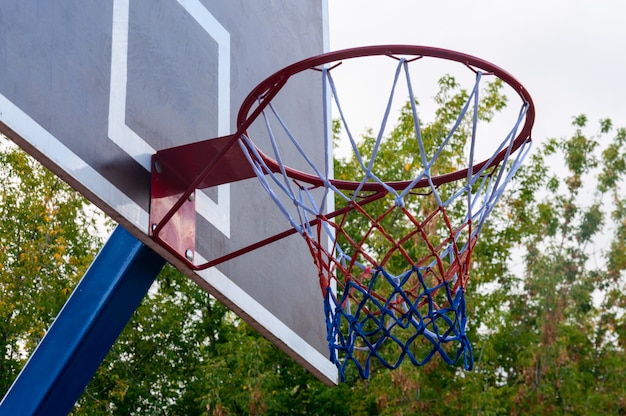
[236,47,533,380]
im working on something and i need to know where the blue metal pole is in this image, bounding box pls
[0,225,166,415]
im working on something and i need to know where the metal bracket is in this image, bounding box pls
[149,135,256,266]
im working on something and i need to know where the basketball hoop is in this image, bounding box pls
[150,45,534,380]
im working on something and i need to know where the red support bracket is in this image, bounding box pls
[149,135,256,266]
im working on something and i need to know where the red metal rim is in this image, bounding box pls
[236,45,535,191]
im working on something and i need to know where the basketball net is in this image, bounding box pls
[235,47,533,380]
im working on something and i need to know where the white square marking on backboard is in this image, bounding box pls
[108,0,231,237]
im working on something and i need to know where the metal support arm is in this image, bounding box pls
[0,225,166,416]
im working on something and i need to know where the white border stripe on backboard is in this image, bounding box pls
[196,254,338,382]
[0,93,336,384]
[0,93,147,228]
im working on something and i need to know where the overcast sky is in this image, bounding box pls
[329,1,626,144]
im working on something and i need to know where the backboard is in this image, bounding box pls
[0,0,336,384]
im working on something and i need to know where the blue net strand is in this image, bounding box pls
[324,266,472,380]
[237,53,532,380]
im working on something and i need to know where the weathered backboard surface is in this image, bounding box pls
[0,0,336,384]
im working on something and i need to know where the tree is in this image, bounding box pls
[185,103,626,414]
[487,116,626,414]
[0,138,104,395]
[4,83,626,414]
